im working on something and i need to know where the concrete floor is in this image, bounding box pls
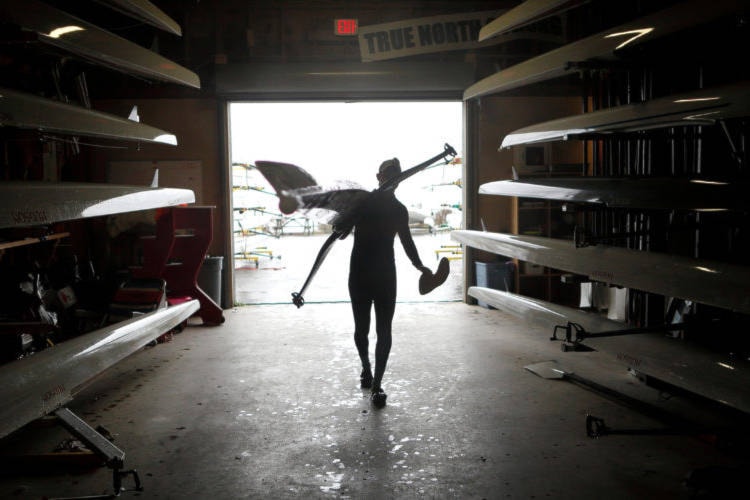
[1,299,749,499]
[1,233,748,498]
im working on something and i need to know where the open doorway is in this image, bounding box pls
[229,101,464,305]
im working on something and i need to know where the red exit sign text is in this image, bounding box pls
[335,19,358,36]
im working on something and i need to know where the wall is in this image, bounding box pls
[89,97,230,305]
[84,93,581,307]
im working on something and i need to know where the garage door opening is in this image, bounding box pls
[229,101,463,305]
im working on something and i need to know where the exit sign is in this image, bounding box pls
[335,19,358,36]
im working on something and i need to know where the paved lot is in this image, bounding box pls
[233,231,464,305]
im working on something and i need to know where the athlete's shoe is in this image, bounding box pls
[371,388,387,408]
[360,369,373,389]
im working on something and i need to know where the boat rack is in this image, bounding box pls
[49,407,143,500]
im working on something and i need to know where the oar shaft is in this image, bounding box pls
[291,230,341,307]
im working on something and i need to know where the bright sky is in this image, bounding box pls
[229,101,463,210]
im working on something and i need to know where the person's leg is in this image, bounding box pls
[351,299,373,386]
[350,276,373,387]
[372,267,397,395]
[372,296,395,391]
[369,294,395,408]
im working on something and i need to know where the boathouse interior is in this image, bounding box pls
[0,1,749,497]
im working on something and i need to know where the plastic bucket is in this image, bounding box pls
[198,256,223,306]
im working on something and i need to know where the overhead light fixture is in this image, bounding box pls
[605,27,654,50]
[694,266,719,274]
[48,26,84,39]
[675,96,721,103]
[154,134,178,145]
[685,111,722,120]
[690,179,728,186]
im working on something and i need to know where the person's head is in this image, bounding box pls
[377,158,401,185]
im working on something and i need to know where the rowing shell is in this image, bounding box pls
[479,177,749,212]
[0,299,199,439]
[479,0,588,42]
[257,144,458,228]
[468,286,750,415]
[253,162,371,306]
[96,0,183,36]
[252,162,369,225]
[451,229,750,314]
[2,0,200,88]
[500,82,750,148]
[0,181,194,228]
[464,0,745,100]
[0,86,177,145]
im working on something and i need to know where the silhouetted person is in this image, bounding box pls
[349,158,429,408]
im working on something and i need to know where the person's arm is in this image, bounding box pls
[397,206,430,273]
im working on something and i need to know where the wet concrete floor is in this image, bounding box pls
[1,295,749,498]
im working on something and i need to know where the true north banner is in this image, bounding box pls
[358,11,505,62]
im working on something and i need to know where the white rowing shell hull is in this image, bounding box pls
[452,230,750,314]
[479,0,588,42]
[3,0,200,88]
[0,182,194,228]
[0,299,199,438]
[464,0,745,100]
[479,177,748,211]
[97,0,182,36]
[468,286,750,415]
[0,86,178,144]
[501,82,750,148]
